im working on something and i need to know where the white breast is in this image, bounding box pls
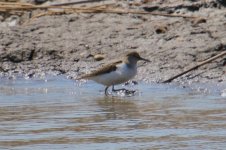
[91,63,137,86]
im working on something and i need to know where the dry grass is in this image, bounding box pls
[0,1,197,19]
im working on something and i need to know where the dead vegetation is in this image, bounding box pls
[0,1,198,21]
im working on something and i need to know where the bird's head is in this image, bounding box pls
[126,51,150,64]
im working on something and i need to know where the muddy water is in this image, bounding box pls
[0,77,226,150]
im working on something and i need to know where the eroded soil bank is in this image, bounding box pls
[0,0,226,84]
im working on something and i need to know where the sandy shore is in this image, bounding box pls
[0,0,225,84]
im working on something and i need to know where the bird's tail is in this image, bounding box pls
[76,75,91,80]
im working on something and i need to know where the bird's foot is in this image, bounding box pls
[124,89,136,95]
[112,88,136,95]
[112,88,126,92]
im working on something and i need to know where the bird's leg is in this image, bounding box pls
[105,86,110,96]
[112,85,136,94]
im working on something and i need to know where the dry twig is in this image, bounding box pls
[163,51,226,83]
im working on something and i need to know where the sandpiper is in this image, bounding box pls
[77,51,150,96]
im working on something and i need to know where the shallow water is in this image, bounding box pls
[0,77,226,150]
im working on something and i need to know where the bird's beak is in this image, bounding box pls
[140,57,150,62]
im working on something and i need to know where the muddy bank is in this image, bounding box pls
[0,0,225,84]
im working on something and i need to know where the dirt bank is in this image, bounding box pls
[0,0,225,84]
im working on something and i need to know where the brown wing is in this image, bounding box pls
[78,60,122,79]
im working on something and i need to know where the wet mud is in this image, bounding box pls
[0,0,226,84]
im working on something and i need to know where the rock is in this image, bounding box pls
[94,54,105,61]
[191,18,207,25]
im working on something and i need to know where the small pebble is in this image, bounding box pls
[94,54,105,61]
